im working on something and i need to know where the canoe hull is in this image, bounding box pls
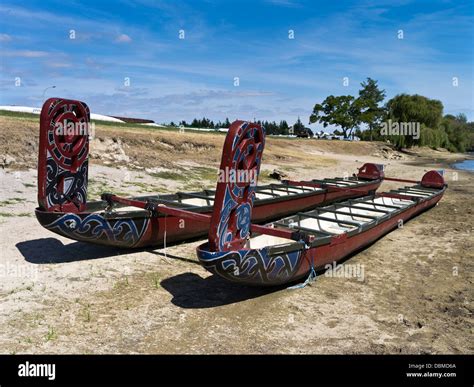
[35,180,381,248]
[196,190,444,286]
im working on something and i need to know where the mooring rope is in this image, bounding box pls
[287,250,317,290]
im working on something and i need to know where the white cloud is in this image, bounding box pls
[0,33,12,42]
[3,50,48,57]
[265,0,301,7]
[115,34,132,43]
[46,62,71,68]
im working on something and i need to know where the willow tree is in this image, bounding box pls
[385,94,443,148]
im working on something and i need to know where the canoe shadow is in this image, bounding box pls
[17,238,201,265]
[16,238,136,264]
[161,273,283,308]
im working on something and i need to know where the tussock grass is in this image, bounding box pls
[0,198,26,206]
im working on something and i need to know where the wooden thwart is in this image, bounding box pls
[317,209,380,219]
[274,221,335,236]
[296,212,362,227]
[339,204,391,213]
[350,199,403,209]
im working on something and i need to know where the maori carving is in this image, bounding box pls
[208,121,265,251]
[38,98,90,212]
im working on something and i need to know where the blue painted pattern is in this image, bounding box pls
[197,244,303,285]
[45,213,147,247]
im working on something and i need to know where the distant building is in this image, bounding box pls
[313,130,360,141]
[314,130,331,139]
[111,116,155,124]
[289,126,313,138]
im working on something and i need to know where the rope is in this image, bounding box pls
[287,252,317,290]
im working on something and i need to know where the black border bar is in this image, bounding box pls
[0,354,471,385]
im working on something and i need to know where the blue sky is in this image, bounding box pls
[0,0,473,128]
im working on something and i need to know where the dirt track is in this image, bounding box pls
[0,115,473,354]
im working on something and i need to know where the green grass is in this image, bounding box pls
[89,177,165,197]
[92,118,228,136]
[93,119,224,135]
[0,109,309,140]
[0,197,26,206]
[45,326,57,341]
[113,277,130,290]
[87,181,122,198]
[0,211,31,217]
[149,170,188,181]
[151,273,160,289]
[258,169,276,182]
[82,304,92,323]
[0,109,176,131]
[191,166,218,181]
[150,167,217,182]
[0,110,39,120]
[92,119,165,129]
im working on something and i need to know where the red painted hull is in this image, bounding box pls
[196,184,446,286]
[297,191,443,277]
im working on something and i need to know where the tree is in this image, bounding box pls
[293,117,305,131]
[385,94,443,148]
[292,117,313,137]
[278,120,289,135]
[456,113,467,124]
[386,94,443,128]
[310,95,361,139]
[357,78,386,141]
[440,113,473,152]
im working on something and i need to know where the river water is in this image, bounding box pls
[452,159,474,172]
